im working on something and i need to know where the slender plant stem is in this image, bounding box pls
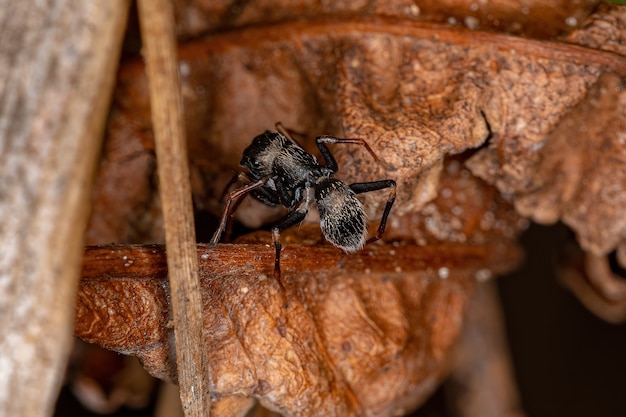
[137,1,211,415]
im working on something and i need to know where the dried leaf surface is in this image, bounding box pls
[95,16,624,231]
[86,107,161,245]
[481,73,625,254]
[77,241,521,417]
[565,2,626,55]
[467,6,626,254]
[171,0,600,40]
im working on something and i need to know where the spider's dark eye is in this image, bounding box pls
[253,160,261,167]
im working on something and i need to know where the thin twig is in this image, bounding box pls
[136,1,211,416]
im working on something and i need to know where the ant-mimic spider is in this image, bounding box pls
[210,123,397,283]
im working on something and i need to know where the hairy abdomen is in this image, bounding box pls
[315,177,367,253]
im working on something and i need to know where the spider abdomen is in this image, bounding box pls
[315,177,367,253]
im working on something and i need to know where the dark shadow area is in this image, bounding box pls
[54,384,156,417]
[498,222,626,417]
[412,222,626,417]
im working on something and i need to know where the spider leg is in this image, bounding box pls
[315,135,393,172]
[270,187,311,283]
[210,174,273,246]
[220,171,281,209]
[349,179,397,244]
[219,172,254,242]
[220,171,247,202]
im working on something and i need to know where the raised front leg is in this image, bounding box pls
[210,174,273,246]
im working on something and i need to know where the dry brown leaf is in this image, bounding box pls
[90,10,625,247]
[171,0,601,40]
[76,241,522,417]
[476,72,625,255]
[85,107,162,245]
[465,5,626,257]
[565,2,626,55]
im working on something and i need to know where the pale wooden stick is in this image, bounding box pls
[136,1,211,416]
[0,1,130,416]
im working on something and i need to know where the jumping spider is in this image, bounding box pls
[210,123,396,281]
